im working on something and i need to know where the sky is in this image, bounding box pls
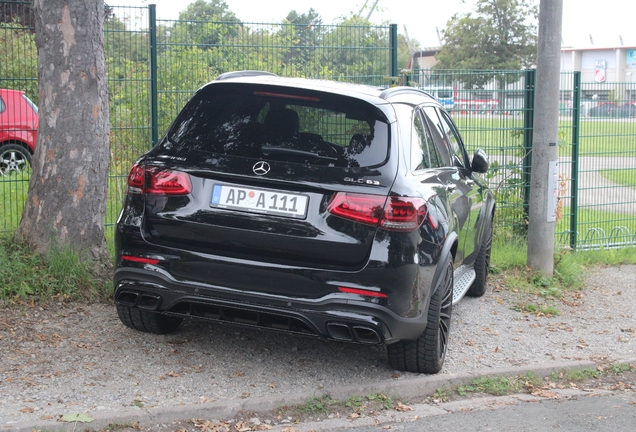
[121,0,636,48]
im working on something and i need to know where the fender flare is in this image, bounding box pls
[431,231,458,296]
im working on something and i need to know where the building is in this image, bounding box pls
[561,45,636,103]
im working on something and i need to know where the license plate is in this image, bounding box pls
[211,184,309,219]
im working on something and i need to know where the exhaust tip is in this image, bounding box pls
[326,322,354,341]
[138,293,162,311]
[117,290,139,307]
[352,326,382,344]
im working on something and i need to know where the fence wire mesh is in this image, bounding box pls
[1,2,635,250]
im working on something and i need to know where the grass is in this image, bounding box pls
[277,392,397,423]
[599,168,636,189]
[490,234,636,315]
[455,373,541,397]
[0,169,30,230]
[549,368,602,382]
[0,168,129,232]
[0,231,111,303]
[454,116,636,158]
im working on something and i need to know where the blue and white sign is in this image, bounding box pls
[628,50,636,67]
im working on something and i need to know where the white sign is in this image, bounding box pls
[595,60,607,83]
[547,161,558,223]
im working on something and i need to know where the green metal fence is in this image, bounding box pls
[1,2,635,250]
[568,79,636,249]
[409,68,535,237]
[411,68,636,250]
[0,1,36,234]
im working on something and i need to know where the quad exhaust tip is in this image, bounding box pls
[326,322,382,344]
[116,289,162,311]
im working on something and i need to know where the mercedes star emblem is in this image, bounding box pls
[253,161,270,176]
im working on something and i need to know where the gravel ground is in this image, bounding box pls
[1,265,635,426]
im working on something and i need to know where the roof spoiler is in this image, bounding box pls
[215,70,278,81]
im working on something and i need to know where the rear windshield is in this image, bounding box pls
[164,83,390,168]
[22,94,38,114]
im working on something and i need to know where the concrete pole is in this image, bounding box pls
[527,0,563,275]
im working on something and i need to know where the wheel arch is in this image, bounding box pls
[0,139,34,154]
[431,232,458,296]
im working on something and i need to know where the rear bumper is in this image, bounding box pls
[113,266,429,345]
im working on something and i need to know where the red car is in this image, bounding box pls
[0,88,39,176]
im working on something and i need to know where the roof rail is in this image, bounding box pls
[379,86,427,100]
[216,70,278,81]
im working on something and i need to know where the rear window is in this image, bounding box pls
[164,83,389,168]
[22,94,38,114]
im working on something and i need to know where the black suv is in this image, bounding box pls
[114,71,495,374]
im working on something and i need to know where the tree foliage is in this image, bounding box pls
[435,0,538,86]
[2,1,395,233]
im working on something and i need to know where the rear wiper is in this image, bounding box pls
[261,145,338,162]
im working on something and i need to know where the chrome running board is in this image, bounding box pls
[452,266,476,305]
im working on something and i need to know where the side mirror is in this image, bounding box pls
[471,149,489,173]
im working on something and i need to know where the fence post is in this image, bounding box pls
[149,4,159,146]
[522,69,536,224]
[389,24,398,79]
[569,71,581,250]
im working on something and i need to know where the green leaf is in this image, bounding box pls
[60,413,94,423]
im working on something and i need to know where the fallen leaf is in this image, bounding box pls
[531,389,559,399]
[395,402,413,412]
[60,413,94,423]
[19,407,34,413]
[235,420,251,431]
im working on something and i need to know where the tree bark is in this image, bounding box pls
[18,0,110,264]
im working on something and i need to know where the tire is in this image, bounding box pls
[467,218,493,298]
[0,143,32,177]
[116,304,183,334]
[387,256,453,374]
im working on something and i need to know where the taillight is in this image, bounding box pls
[338,286,388,298]
[328,193,427,232]
[126,164,192,196]
[380,197,427,231]
[121,255,160,265]
[327,193,386,226]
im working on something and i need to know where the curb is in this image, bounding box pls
[5,358,630,432]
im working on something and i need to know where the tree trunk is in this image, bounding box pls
[17,0,110,264]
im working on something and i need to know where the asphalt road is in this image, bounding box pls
[315,390,636,432]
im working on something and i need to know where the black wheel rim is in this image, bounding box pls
[437,263,453,360]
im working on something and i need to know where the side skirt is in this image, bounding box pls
[452,265,476,305]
